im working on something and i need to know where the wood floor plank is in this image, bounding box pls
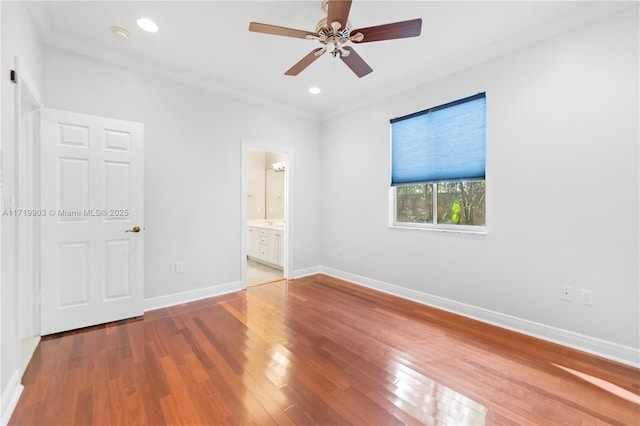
[10,274,640,425]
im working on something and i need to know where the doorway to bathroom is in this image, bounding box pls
[244,147,288,286]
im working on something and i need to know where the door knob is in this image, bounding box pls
[125,226,141,233]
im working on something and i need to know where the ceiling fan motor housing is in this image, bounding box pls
[314,17,353,57]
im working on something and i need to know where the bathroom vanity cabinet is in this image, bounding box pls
[247,223,284,269]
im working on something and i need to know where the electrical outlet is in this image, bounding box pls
[338,247,344,256]
[175,261,184,274]
[580,289,593,306]
[560,286,573,301]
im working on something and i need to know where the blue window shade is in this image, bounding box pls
[391,93,486,186]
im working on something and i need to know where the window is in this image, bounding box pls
[390,93,486,231]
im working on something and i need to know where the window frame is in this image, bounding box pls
[389,183,486,234]
[389,93,487,234]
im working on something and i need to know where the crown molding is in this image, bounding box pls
[321,1,637,121]
[26,1,321,122]
[26,1,636,124]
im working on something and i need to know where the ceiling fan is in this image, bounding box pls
[249,0,422,78]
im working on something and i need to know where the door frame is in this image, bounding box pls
[240,140,293,288]
[14,57,44,373]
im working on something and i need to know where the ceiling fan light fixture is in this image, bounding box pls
[308,87,321,95]
[137,17,159,33]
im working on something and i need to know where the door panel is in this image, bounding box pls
[104,239,131,300]
[104,129,131,151]
[58,242,89,307]
[104,161,131,217]
[41,109,144,335]
[58,123,89,147]
[58,157,90,217]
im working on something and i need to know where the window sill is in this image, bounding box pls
[387,224,487,235]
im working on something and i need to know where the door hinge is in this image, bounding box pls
[10,70,17,84]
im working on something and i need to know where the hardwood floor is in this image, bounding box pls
[10,274,640,425]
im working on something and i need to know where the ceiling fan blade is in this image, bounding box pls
[327,0,352,30]
[285,48,325,76]
[351,18,422,43]
[249,22,316,39]
[340,46,372,78]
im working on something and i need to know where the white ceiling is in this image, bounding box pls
[28,1,634,119]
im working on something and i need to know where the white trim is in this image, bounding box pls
[27,2,633,123]
[143,281,243,312]
[0,58,44,426]
[320,266,640,368]
[0,371,23,426]
[320,2,637,121]
[292,265,322,279]
[25,0,318,122]
[15,59,44,374]
[143,265,320,314]
[388,224,487,236]
[16,67,43,111]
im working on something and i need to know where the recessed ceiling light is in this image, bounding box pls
[308,87,321,95]
[137,18,158,33]
[111,26,130,40]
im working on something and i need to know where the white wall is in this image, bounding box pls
[42,47,320,301]
[265,168,285,220]
[247,150,286,220]
[0,1,43,422]
[265,152,286,220]
[266,176,285,221]
[247,149,266,220]
[319,7,639,362]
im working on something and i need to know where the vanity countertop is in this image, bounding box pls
[247,220,285,231]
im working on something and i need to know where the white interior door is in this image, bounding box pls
[40,109,144,335]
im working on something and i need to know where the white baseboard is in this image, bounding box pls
[143,265,321,313]
[1,370,23,426]
[320,266,640,368]
[139,267,639,367]
[144,281,244,312]
[291,265,322,279]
